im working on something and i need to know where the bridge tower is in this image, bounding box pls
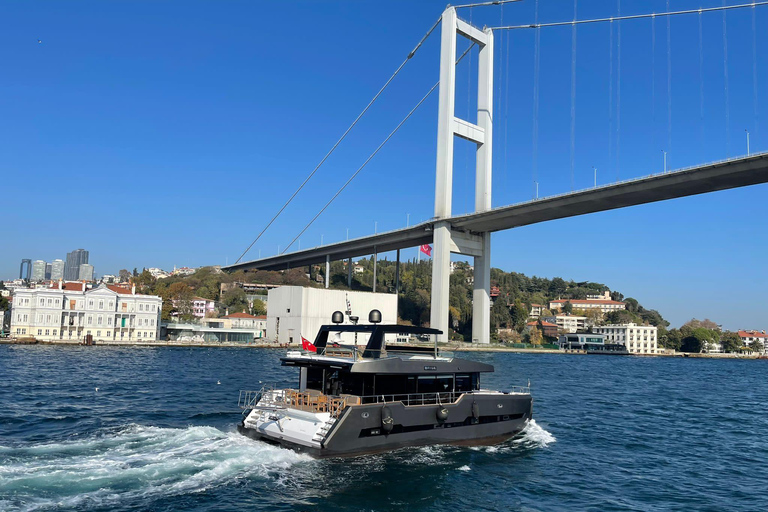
[431,7,494,344]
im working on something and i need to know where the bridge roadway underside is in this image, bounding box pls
[224,152,768,273]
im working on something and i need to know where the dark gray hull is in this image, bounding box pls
[238,392,532,458]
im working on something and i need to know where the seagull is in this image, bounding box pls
[217,380,221,385]
[37,39,42,44]
[95,387,99,392]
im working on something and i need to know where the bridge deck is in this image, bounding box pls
[223,152,768,272]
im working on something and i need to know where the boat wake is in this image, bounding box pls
[0,424,312,512]
[512,419,556,448]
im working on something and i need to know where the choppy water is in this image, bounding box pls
[1,346,766,511]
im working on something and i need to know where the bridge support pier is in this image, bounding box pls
[472,233,491,344]
[430,221,452,343]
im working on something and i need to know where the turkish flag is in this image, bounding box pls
[420,244,432,257]
[301,336,317,352]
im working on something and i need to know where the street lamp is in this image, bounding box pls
[662,150,667,173]
[593,166,597,187]
[746,129,750,156]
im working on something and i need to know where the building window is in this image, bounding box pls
[53,329,57,336]
[139,304,144,312]
[97,331,101,336]
[108,317,113,326]
[98,316,103,325]
[89,300,94,308]
[99,300,104,310]
[38,329,42,335]
[45,329,50,336]
[48,299,52,306]
[87,316,93,325]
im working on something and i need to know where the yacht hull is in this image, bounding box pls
[238,392,532,458]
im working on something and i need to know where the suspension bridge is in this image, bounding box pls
[224,1,768,344]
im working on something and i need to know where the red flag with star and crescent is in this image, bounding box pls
[301,336,317,352]
[420,244,432,257]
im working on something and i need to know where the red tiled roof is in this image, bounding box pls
[50,282,86,291]
[550,299,625,305]
[106,285,133,295]
[224,312,257,319]
[738,330,768,338]
[528,320,557,327]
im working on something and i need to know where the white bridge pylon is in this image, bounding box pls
[431,7,494,344]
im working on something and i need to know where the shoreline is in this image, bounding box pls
[1,338,764,359]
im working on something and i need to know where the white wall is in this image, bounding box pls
[267,286,397,345]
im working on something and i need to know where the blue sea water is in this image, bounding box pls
[1,345,767,511]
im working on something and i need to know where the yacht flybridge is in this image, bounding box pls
[237,310,532,457]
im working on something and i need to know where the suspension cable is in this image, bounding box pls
[234,15,442,264]
[492,1,768,30]
[455,0,522,9]
[281,45,477,255]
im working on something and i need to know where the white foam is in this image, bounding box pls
[0,424,313,512]
[513,419,556,448]
[457,465,471,471]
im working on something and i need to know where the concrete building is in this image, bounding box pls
[529,304,544,318]
[64,249,89,280]
[31,260,46,282]
[553,314,587,334]
[79,264,94,282]
[592,323,658,354]
[558,333,606,350]
[586,291,612,300]
[266,286,397,345]
[549,299,626,314]
[45,263,52,280]
[50,259,65,281]
[10,282,161,342]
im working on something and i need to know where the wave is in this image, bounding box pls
[512,419,556,448]
[0,424,312,512]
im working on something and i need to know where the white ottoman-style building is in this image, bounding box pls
[10,281,161,342]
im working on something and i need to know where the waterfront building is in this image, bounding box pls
[31,260,46,282]
[64,249,89,280]
[172,266,196,276]
[586,291,612,300]
[591,323,658,354]
[737,330,768,352]
[558,333,606,349]
[192,296,217,318]
[549,298,626,314]
[10,282,161,342]
[162,313,267,343]
[79,264,94,282]
[50,259,65,281]
[266,286,396,345]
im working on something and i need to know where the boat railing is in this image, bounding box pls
[240,388,359,418]
[507,385,531,394]
[358,391,462,406]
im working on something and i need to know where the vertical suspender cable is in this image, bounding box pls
[699,10,705,148]
[652,15,656,155]
[723,0,730,156]
[616,0,622,181]
[667,0,673,165]
[752,2,759,138]
[608,20,614,181]
[532,0,541,198]
[570,0,578,191]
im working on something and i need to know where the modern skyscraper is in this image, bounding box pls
[78,264,94,282]
[31,260,46,282]
[45,263,52,280]
[64,249,89,280]
[50,259,65,281]
[19,259,31,280]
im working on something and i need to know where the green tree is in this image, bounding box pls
[750,339,765,354]
[680,336,704,353]
[222,287,249,314]
[0,295,9,311]
[563,301,573,314]
[252,299,267,316]
[720,331,743,353]
[624,297,640,314]
[490,298,511,331]
[168,282,195,322]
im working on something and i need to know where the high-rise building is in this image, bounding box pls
[31,260,46,282]
[45,263,52,280]
[20,259,31,280]
[50,259,65,281]
[64,249,89,280]
[79,264,94,282]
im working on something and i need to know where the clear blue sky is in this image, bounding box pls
[2,0,766,330]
